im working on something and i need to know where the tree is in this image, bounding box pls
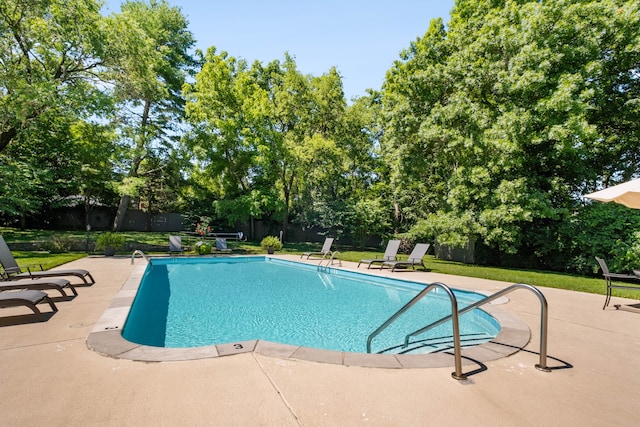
[107,0,195,230]
[0,0,108,152]
[184,51,350,240]
[68,121,120,227]
[296,91,386,242]
[183,48,273,232]
[381,0,640,266]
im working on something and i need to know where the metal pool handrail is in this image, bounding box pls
[366,282,466,380]
[317,251,342,270]
[131,250,150,265]
[403,283,550,372]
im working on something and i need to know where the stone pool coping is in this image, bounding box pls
[86,257,530,368]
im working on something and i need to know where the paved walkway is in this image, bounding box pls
[1,255,639,426]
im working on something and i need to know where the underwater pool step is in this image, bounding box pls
[376,333,497,355]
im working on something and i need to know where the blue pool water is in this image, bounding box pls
[122,257,500,354]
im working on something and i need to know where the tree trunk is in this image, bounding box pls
[112,98,151,231]
[0,127,17,153]
[282,208,289,243]
[113,195,131,231]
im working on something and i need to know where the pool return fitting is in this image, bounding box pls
[367,282,550,381]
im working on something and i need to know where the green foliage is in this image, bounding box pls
[611,231,640,273]
[0,0,109,152]
[260,236,282,251]
[0,0,117,222]
[345,198,390,248]
[183,50,354,239]
[381,0,640,269]
[194,241,211,255]
[106,0,195,229]
[0,159,44,216]
[40,235,76,254]
[1,0,639,278]
[95,232,125,250]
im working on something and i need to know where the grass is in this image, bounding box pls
[10,251,88,271]
[1,227,638,300]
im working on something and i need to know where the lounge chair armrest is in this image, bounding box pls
[607,272,639,280]
[21,263,45,273]
[2,266,22,275]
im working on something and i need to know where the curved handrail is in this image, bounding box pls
[328,251,341,267]
[403,283,550,372]
[131,250,150,265]
[367,282,466,380]
[317,251,341,269]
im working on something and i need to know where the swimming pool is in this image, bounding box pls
[121,257,500,355]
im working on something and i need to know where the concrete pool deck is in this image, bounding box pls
[1,254,639,426]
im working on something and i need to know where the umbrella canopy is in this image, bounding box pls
[584,178,640,209]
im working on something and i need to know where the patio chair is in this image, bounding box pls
[358,240,401,269]
[301,238,334,260]
[0,289,58,320]
[0,236,95,286]
[380,243,431,272]
[215,238,232,253]
[595,257,640,309]
[168,235,184,254]
[1,277,77,298]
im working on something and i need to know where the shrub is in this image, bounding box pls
[195,241,211,255]
[41,235,75,253]
[95,232,125,251]
[260,236,282,251]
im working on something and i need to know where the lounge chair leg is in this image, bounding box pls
[45,296,58,313]
[603,288,611,310]
[28,304,44,319]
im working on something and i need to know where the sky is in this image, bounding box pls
[104,0,455,101]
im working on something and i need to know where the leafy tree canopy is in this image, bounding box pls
[382,0,640,261]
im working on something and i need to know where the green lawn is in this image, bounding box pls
[1,228,637,300]
[9,251,88,271]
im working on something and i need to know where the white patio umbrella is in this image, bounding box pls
[584,178,640,209]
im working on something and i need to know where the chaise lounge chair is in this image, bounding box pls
[381,243,431,272]
[0,289,58,320]
[358,240,401,269]
[0,236,95,286]
[1,276,77,298]
[301,238,334,259]
[215,238,232,253]
[169,235,184,254]
[595,257,640,309]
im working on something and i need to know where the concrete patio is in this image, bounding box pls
[1,255,638,426]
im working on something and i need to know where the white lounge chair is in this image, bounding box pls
[215,238,232,253]
[358,240,401,269]
[169,235,184,254]
[381,243,430,272]
[301,238,334,259]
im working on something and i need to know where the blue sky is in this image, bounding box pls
[104,1,455,100]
